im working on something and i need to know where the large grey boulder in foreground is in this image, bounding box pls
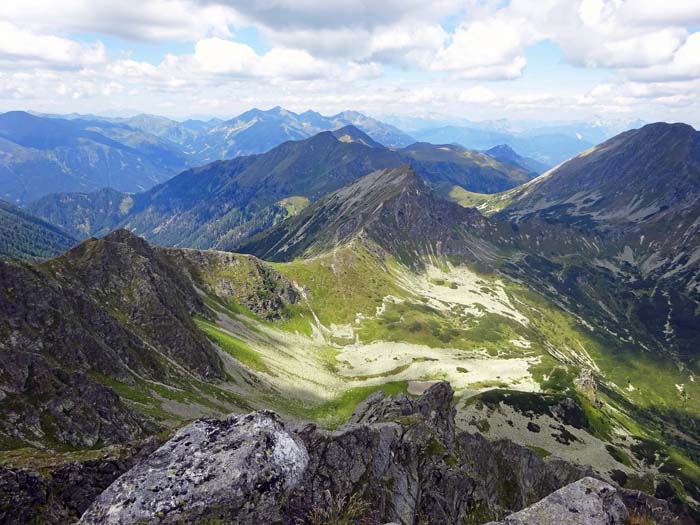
[79,411,308,524]
[486,477,628,525]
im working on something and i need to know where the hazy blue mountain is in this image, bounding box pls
[485,144,549,174]
[187,107,416,163]
[414,124,594,167]
[0,111,189,204]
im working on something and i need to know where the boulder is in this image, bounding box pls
[485,477,629,525]
[79,411,308,524]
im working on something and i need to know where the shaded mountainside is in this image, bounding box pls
[30,128,533,248]
[28,188,135,241]
[401,142,537,194]
[239,167,498,266]
[0,230,299,450]
[0,199,76,258]
[500,122,700,363]
[0,111,188,204]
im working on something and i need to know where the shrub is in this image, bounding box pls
[301,491,374,525]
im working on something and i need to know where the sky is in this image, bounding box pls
[1,0,700,126]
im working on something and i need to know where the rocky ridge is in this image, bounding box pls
[77,383,678,525]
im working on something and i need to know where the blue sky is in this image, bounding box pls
[1,0,699,126]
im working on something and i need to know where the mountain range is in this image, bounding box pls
[28,125,537,249]
[2,107,587,207]
[0,111,189,205]
[2,120,700,523]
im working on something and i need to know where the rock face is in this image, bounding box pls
[79,412,309,524]
[0,438,160,525]
[80,382,597,525]
[166,248,300,320]
[485,477,628,525]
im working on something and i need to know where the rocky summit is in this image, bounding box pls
[70,383,676,524]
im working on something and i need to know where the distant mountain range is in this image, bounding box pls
[0,108,417,205]
[0,111,189,205]
[28,126,537,249]
[1,106,612,206]
[413,125,594,167]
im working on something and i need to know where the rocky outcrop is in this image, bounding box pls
[486,477,629,524]
[79,382,597,525]
[166,248,300,320]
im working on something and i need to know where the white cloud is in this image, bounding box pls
[626,32,700,81]
[618,0,700,26]
[193,38,256,74]
[432,17,532,78]
[198,0,459,31]
[0,22,106,69]
[0,0,240,42]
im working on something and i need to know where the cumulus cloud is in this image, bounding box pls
[1,0,700,124]
[196,0,459,31]
[625,32,700,81]
[0,22,106,69]
[0,0,240,41]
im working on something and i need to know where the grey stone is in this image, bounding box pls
[485,477,629,525]
[79,411,308,524]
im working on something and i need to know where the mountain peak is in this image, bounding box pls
[331,125,382,148]
[503,120,700,227]
[486,144,518,157]
[239,165,490,265]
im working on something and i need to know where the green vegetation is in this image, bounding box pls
[297,381,409,429]
[273,244,405,329]
[304,492,374,525]
[277,196,310,217]
[526,445,552,458]
[195,318,271,374]
[447,186,513,215]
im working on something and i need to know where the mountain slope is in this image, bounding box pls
[31,129,532,249]
[239,166,497,266]
[0,229,300,449]
[502,123,700,282]
[0,199,76,258]
[28,188,135,241]
[0,112,189,204]
[498,122,700,365]
[401,142,536,193]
